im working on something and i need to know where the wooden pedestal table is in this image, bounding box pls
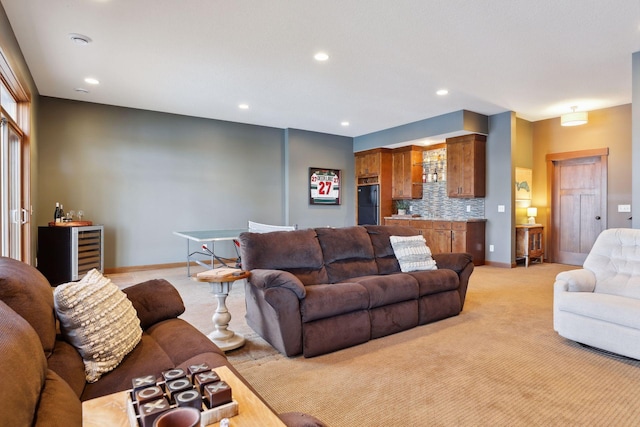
[196,268,250,352]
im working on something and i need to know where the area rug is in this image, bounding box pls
[112,263,640,426]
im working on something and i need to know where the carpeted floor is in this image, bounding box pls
[110,263,640,427]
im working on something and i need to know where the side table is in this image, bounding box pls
[516,224,544,267]
[196,268,251,351]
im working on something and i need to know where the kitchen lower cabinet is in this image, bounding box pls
[383,218,485,265]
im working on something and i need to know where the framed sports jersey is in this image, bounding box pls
[309,168,341,205]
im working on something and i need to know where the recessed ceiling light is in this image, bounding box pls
[314,52,329,61]
[238,103,249,110]
[84,77,100,85]
[436,89,449,96]
[68,33,92,45]
[341,121,350,126]
[74,88,90,93]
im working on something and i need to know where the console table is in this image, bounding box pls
[516,224,544,267]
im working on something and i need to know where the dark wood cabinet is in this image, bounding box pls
[383,218,485,265]
[355,148,393,224]
[446,134,486,198]
[391,145,423,199]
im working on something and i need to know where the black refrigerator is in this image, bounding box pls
[357,184,379,225]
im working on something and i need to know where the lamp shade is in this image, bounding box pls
[527,207,538,217]
[561,110,588,127]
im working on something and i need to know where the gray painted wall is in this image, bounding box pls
[353,110,489,152]
[37,98,353,268]
[485,111,516,266]
[286,129,355,229]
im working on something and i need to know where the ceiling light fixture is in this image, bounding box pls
[68,33,92,45]
[74,88,89,93]
[341,121,350,126]
[436,89,449,96]
[238,104,249,110]
[84,77,100,85]
[314,52,329,61]
[561,106,588,126]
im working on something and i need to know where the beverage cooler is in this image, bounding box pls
[37,225,104,286]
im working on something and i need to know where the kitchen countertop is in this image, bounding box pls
[384,216,486,222]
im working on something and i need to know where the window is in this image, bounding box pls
[0,48,30,261]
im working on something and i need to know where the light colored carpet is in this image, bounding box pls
[110,263,640,427]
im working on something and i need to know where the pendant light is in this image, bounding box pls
[561,106,588,127]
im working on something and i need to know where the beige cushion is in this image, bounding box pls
[390,235,437,272]
[54,269,142,383]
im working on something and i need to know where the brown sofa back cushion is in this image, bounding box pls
[364,225,420,275]
[0,300,48,427]
[315,226,378,283]
[0,257,57,355]
[239,229,328,285]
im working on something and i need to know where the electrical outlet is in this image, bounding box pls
[489,245,495,252]
[618,204,631,213]
[498,205,505,213]
[409,205,413,212]
[466,205,471,212]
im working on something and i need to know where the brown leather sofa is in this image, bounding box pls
[239,225,475,358]
[0,256,324,427]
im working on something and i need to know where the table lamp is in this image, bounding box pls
[527,207,538,224]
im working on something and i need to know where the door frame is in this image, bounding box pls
[545,148,608,263]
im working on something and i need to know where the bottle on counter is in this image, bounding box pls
[60,204,65,222]
[54,202,61,224]
[433,169,438,182]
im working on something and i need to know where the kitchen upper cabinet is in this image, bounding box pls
[355,150,382,178]
[392,146,423,199]
[446,134,486,198]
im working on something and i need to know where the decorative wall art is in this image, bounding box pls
[515,167,532,200]
[309,168,341,205]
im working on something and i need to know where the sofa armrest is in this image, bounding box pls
[432,252,473,273]
[554,269,596,293]
[122,279,185,330]
[249,269,306,299]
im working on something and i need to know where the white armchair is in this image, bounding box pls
[553,228,640,359]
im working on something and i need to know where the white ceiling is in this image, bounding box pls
[2,0,640,138]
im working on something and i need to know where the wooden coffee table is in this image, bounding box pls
[82,365,285,427]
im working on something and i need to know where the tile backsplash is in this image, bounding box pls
[404,147,485,219]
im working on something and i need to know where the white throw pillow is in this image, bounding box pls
[54,269,142,383]
[390,235,438,272]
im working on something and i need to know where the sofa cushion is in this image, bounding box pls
[122,278,186,329]
[556,291,640,330]
[410,269,460,296]
[301,283,369,323]
[344,274,419,308]
[33,369,82,427]
[239,229,328,285]
[47,339,86,398]
[315,226,378,283]
[54,269,143,383]
[0,256,57,355]
[390,235,437,272]
[0,300,47,427]
[364,225,420,274]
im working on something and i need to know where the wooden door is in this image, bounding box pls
[547,149,607,265]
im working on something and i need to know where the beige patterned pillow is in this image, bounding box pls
[390,235,438,272]
[54,269,142,383]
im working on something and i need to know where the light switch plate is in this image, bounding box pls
[618,204,631,212]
